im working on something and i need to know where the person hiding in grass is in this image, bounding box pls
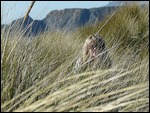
[74,34,112,73]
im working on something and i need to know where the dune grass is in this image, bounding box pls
[1,4,149,112]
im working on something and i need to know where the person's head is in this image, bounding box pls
[83,35,105,59]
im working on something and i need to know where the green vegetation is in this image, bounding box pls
[1,4,149,112]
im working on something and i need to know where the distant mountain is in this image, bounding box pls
[107,1,149,7]
[43,7,117,31]
[8,16,46,36]
[1,6,117,36]
[1,2,149,36]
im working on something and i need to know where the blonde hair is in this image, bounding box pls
[82,35,105,61]
[74,34,111,73]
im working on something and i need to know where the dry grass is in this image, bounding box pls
[1,4,149,112]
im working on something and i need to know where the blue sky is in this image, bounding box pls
[1,1,109,24]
